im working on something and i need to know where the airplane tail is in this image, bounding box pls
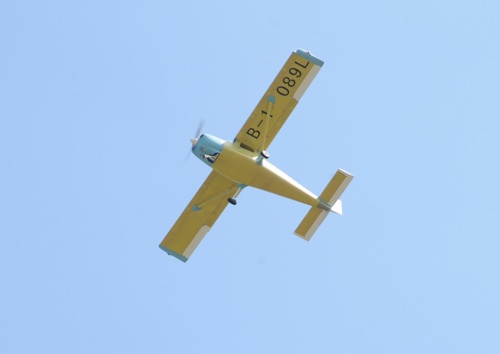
[294,169,353,240]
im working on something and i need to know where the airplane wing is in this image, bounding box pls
[159,171,239,262]
[234,49,324,154]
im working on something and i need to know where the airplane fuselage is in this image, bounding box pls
[192,134,331,210]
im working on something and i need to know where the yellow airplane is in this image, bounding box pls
[160,49,353,262]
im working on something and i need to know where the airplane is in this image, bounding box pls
[160,49,353,262]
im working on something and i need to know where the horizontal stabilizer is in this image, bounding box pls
[294,207,329,241]
[294,169,353,240]
[319,169,353,207]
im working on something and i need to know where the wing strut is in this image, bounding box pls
[194,183,245,210]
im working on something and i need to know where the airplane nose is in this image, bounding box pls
[190,138,198,146]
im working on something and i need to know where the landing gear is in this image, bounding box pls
[260,150,270,159]
[228,197,237,205]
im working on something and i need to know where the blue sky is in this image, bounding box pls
[1,1,499,353]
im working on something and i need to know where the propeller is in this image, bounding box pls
[185,120,204,160]
[190,120,204,147]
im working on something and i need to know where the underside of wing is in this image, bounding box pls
[234,49,324,154]
[159,171,238,262]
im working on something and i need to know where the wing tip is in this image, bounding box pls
[159,244,188,262]
[295,49,324,67]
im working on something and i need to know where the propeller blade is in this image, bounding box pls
[194,120,204,140]
[186,120,205,161]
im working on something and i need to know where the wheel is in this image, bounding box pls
[260,150,270,159]
[228,197,237,205]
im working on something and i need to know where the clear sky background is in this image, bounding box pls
[1,1,499,353]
